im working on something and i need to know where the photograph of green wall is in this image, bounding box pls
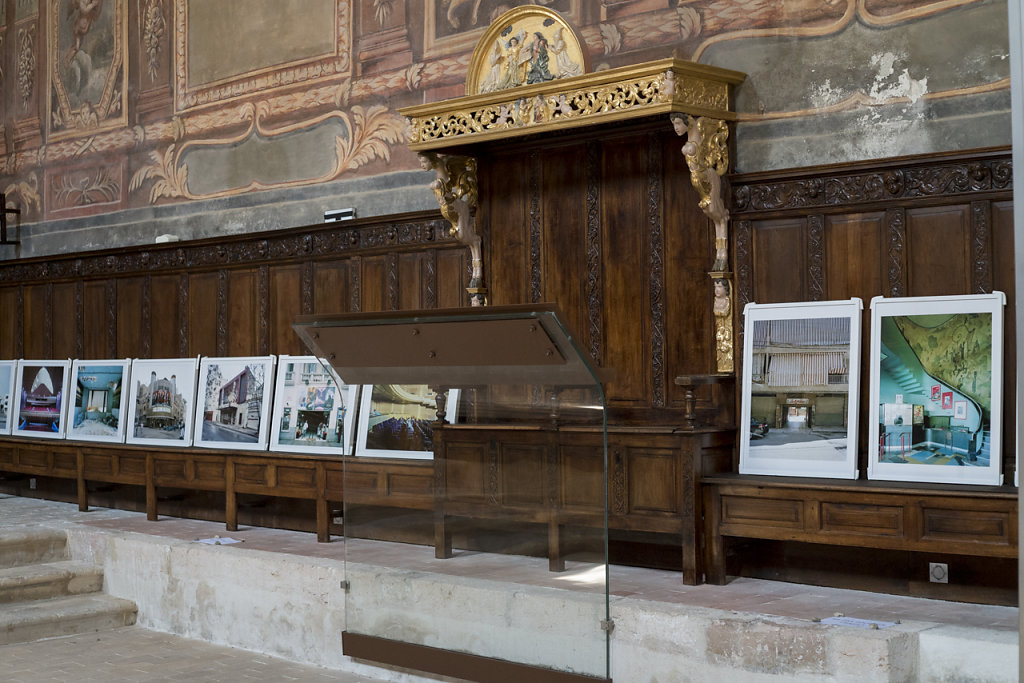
[65,359,131,443]
[868,293,1005,486]
[739,299,862,479]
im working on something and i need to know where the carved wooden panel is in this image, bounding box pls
[51,282,77,358]
[386,472,433,497]
[824,213,885,302]
[499,443,547,507]
[116,278,144,358]
[313,260,353,316]
[560,443,604,511]
[820,502,902,536]
[269,266,302,356]
[0,289,17,358]
[227,270,257,357]
[150,275,181,358]
[626,448,678,514]
[188,272,218,356]
[443,441,488,502]
[721,495,803,528]
[906,205,970,296]
[751,218,806,304]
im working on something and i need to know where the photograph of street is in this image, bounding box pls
[270,358,355,455]
[194,357,274,449]
[127,359,198,445]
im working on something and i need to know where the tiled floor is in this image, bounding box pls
[2,493,1016,633]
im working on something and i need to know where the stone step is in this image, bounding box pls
[0,594,138,646]
[0,560,104,604]
[0,528,68,569]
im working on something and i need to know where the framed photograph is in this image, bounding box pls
[269,356,359,455]
[65,359,132,443]
[739,299,862,479]
[0,361,17,436]
[193,356,276,451]
[868,292,1004,485]
[355,384,460,460]
[930,384,941,402]
[125,358,199,447]
[12,360,72,439]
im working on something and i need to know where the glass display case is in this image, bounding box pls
[294,304,610,682]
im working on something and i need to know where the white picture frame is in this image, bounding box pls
[193,356,276,451]
[868,292,1005,486]
[355,384,460,460]
[125,358,199,447]
[12,360,72,439]
[64,359,132,443]
[739,299,863,479]
[268,356,359,456]
[0,360,17,435]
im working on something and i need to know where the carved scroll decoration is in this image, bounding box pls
[143,0,166,81]
[971,200,992,294]
[17,24,34,105]
[418,151,486,306]
[886,208,906,297]
[529,148,542,305]
[584,141,602,365]
[807,214,824,301]
[648,133,665,408]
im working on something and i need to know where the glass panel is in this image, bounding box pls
[294,305,609,680]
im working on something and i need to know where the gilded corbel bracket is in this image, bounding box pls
[672,114,734,374]
[418,151,487,306]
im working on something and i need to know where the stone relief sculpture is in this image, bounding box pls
[418,151,486,306]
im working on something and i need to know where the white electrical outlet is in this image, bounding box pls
[929,562,948,583]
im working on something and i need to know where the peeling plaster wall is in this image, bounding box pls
[0,0,1012,258]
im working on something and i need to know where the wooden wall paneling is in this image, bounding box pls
[484,149,529,307]
[824,212,886,303]
[188,272,218,357]
[22,283,48,358]
[540,143,587,354]
[269,265,303,355]
[150,275,181,358]
[751,218,807,304]
[0,287,18,358]
[51,283,77,359]
[992,200,1016,482]
[359,255,387,313]
[905,204,970,296]
[398,252,423,310]
[601,136,650,406]
[663,134,713,407]
[116,277,145,358]
[82,282,107,358]
[313,260,353,315]
[435,249,466,309]
[885,208,907,297]
[227,269,256,357]
[584,141,604,367]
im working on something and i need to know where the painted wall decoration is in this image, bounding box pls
[0,0,1012,256]
[46,0,127,140]
[868,292,1005,486]
[193,355,275,450]
[65,358,131,442]
[12,359,71,439]
[739,299,862,479]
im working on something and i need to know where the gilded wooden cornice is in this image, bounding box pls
[400,58,744,151]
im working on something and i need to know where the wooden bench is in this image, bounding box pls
[701,473,1018,584]
[0,437,434,541]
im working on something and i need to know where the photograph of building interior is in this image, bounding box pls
[0,1,1021,681]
